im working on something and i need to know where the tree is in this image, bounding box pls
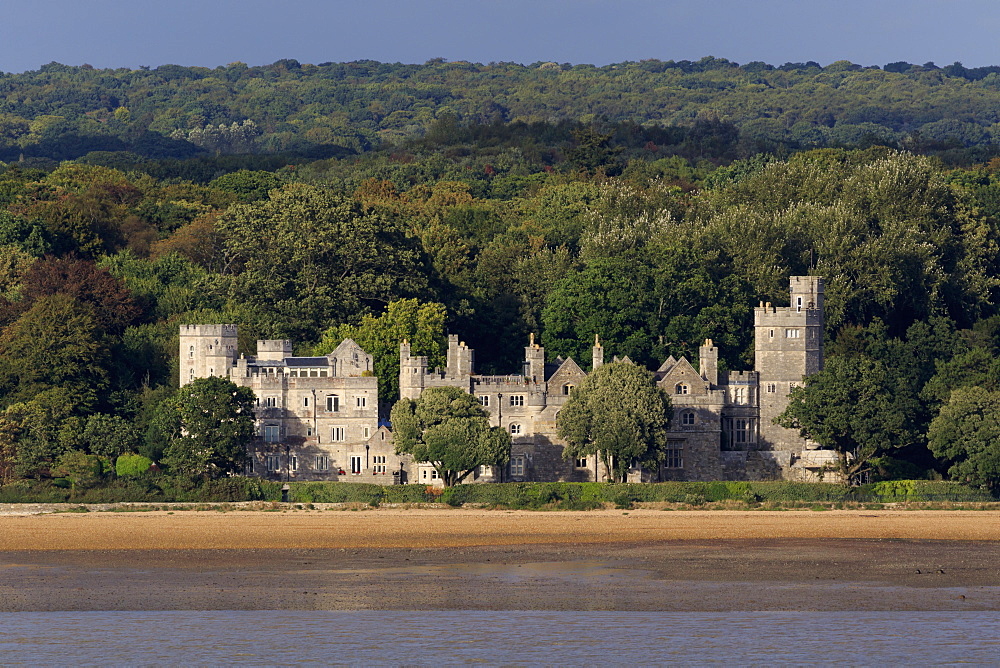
[162,376,255,479]
[314,299,448,403]
[53,449,104,495]
[556,362,672,482]
[390,386,510,486]
[81,413,141,459]
[778,355,920,483]
[218,184,428,340]
[928,386,1000,491]
[0,294,109,410]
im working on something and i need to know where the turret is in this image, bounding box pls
[525,333,545,381]
[399,339,428,400]
[699,338,718,386]
[446,334,474,378]
[592,334,604,371]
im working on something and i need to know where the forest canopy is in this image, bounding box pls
[2,57,1000,489]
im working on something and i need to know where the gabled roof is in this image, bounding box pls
[548,356,587,386]
[656,356,707,393]
[328,337,370,358]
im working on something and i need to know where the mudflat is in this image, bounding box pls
[2,508,998,611]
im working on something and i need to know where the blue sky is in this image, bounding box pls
[1,0,998,73]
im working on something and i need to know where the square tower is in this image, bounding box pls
[179,324,239,386]
[754,276,824,451]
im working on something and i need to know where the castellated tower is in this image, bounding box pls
[398,339,428,400]
[755,276,824,452]
[525,333,544,381]
[179,324,239,386]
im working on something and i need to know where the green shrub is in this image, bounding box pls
[116,453,154,478]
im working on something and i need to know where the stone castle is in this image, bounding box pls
[181,276,834,484]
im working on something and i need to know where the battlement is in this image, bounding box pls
[726,370,759,383]
[180,323,238,336]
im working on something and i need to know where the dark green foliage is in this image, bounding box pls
[161,377,255,480]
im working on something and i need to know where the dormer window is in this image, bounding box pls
[675,383,689,395]
[563,384,575,395]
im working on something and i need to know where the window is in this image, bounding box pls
[422,468,440,480]
[289,455,298,472]
[563,384,575,395]
[796,296,803,312]
[331,427,346,442]
[785,329,800,338]
[265,455,281,473]
[263,425,280,443]
[245,460,255,475]
[306,427,313,437]
[732,387,746,405]
[681,411,695,426]
[326,395,340,412]
[675,383,689,395]
[789,382,798,391]
[733,418,755,445]
[315,455,330,471]
[478,395,490,407]
[373,455,386,474]
[209,368,214,377]
[188,346,194,359]
[264,396,278,408]
[665,444,683,469]
[189,369,194,380]
[363,426,371,439]
[766,383,777,393]
[356,396,367,409]
[575,457,588,468]
[510,423,522,435]
[350,455,362,475]
[769,329,774,339]
[509,395,524,407]
[303,396,310,408]
[510,456,525,477]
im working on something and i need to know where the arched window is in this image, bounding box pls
[188,346,194,358]
[563,384,575,395]
[681,411,695,426]
[510,424,522,435]
[675,383,689,395]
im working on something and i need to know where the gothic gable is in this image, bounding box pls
[657,356,709,396]
[547,356,586,391]
[328,338,374,377]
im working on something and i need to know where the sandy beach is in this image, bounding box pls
[2,508,999,612]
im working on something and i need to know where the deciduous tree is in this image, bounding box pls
[162,376,255,479]
[556,362,672,482]
[390,386,510,486]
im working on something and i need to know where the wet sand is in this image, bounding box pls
[2,508,999,611]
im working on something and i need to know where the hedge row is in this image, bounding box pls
[0,477,281,504]
[0,478,992,505]
[287,480,994,507]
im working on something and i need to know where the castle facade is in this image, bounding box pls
[181,276,833,483]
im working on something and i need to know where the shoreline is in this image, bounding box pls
[2,509,998,612]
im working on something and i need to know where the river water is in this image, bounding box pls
[2,610,998,665]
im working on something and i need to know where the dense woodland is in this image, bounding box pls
[2,57,1000,490]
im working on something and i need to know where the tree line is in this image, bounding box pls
[0,66,998,490]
